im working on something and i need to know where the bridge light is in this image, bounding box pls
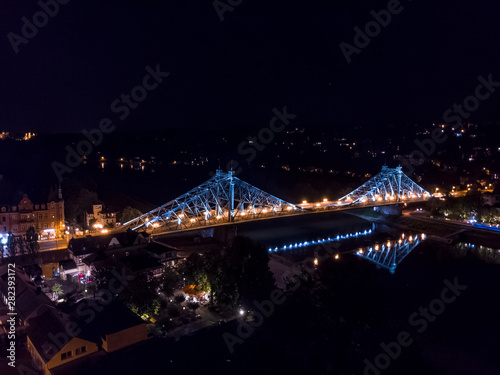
[323,198,328,202]
[409,236,413,242]
[398,239,402,245]
[374,244,379,251]
[241,212,246,216]
[190,218,196,223]
[302,200,307,204]
[387,241,391,247]
[262,209,268,213]
[358,248,363,254]
[334,254,340,260]
[316,203,320,207]
[421,233,426,240]
[287,206,293,210]
[153,223,159,228]
[216,215,222,219]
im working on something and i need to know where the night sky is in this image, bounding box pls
[1,0,500,134]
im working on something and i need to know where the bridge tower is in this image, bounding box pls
[122,170,299,232]
[336,166,431,205]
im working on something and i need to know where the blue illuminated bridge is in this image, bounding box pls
[122,166,432,234]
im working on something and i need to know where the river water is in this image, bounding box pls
[237,210,500,373]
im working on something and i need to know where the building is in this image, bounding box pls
[0,264,54,327]
[85,204,118,230]
[26,301,147,375]
[67,231,154,281]
[0,187,64,239]
[1,265,147,375]
[146,241,178,267]
[27,308,99,375]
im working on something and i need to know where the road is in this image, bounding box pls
[130,199,430,237]
[38,238,68,252]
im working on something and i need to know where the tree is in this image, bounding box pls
[167,304,180,318]
[174,294,185,304]
[204,236,274,308]
[160,267,179,297]
[187,302,199,312]
[92,265,115,292]
[52,283,63,299]
[65,187,99,224]
[230,236,275,307]
[478,206,498,224]
[25,226,39,255]
[120,207,143,224]
[426,197,445,216]
[6,233,18,258]
[122,271,160,317]
[86,282,97,299]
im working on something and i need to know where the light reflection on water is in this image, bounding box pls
[455,242,500,264]
[275,229,426,273]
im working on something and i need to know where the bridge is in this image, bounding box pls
[122,166,431,233]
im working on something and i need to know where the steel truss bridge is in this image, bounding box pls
[122,166,431,233]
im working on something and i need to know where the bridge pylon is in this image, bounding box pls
[122,170,300,232]
[337,166,431,205]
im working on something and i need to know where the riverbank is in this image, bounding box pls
[348,210,500,249]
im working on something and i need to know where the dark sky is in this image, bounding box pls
[1,0,500,134]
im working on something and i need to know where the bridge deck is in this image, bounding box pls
[123,199,428,236]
